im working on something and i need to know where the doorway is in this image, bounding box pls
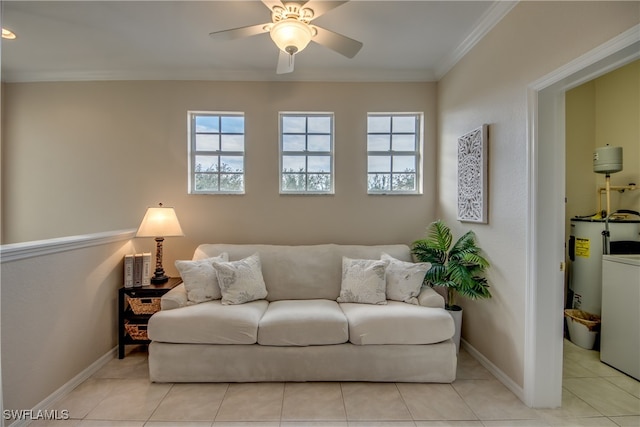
[525,26,640,408]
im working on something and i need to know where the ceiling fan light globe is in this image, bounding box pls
[270,19,313,55]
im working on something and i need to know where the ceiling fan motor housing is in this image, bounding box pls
[272,2,314,23]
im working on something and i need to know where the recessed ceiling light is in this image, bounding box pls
[2,28,17,40]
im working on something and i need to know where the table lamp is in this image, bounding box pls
[136,203,184,284]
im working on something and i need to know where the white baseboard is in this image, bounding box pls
[461,338,525,404]
[8,348,117,427]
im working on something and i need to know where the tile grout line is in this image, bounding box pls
[212,383,230,424]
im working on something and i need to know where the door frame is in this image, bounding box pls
[524,25,640,407]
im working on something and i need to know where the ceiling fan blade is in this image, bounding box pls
[209,23,269,41]
[303,1,348,19]
[312,25,362,58]
[276,50,295,74]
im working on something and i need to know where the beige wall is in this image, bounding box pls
[0,81,437,411]
[437,1,639,387]
[2,81,438,274]
[1,237,135,412]
[594,60,640,212]
[566,81,598,222]
[566,59,640,222]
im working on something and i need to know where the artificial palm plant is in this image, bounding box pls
[412,220,491,310]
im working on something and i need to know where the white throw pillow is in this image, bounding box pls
[381,253,429,305]
[337,257,389,305]
[175,253,229,304]
[212,253,268,305]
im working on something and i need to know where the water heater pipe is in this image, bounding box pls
[597,182,637,215]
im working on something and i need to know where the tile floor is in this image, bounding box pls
[30,340,639,427]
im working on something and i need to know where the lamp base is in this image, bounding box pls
[150,268,169,284]
[150,237,169,284]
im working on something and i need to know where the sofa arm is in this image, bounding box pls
[417,286,445,308]
[161,283,188,310]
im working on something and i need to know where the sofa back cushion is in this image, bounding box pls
[192,244,412,301]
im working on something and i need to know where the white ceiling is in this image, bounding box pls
[0,1,517,83]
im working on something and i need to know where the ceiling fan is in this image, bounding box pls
[209,0,363,74]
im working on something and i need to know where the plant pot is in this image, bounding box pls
[447,305,463,353]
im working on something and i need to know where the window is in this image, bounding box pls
[367,113,422,194]
[280,113,334,194]
[188,112,245,194]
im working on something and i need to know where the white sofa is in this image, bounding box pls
[147,243,457,383]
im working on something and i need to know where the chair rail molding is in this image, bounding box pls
[0,229,137,263]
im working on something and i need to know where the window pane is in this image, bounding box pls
[307,174,331,191]
[308,116,331,133]
[392,155,416,172]
[392,134,416,151]
[283,134,305,151]
[392,116,416,133]
[392,173,416,191]
[195,155,219,172]
[221,116,244,133]
[219,174,244,192]
[308,156,331,172]
[221,134,244,152]
[282,155,306,172]
[308,134,331,152]
[368,173,391,191]
[221,156,244,172]
[195,116,219,133]
[195,173,218,191]
[368,156,391,173]
[195,134,219,151]
[282,116,306,133]
[368,134,389,151]
[368,116,390,133]
[282,173,306,191]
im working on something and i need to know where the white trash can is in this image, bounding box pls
[565,309,600,349]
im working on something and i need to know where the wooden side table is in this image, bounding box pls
[118,277,182,359]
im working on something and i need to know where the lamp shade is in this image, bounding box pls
[136,205,184,238]
[270,19,313,55]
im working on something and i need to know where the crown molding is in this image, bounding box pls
[435,1,519,80]
[1,67,437,83]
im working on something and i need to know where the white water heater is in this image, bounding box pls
[569,217,640,315]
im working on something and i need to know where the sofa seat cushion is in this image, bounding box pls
[339,301,455,345]
[258,300,348,346]
[148,299,269,344]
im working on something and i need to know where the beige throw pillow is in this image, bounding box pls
[175,253,229,304]
[212,253,268,305]
[337,257,389,305]
[382,253,429,305]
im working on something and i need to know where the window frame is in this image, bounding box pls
[366,112,424,195]
[188,111,245,195]
[279,112,335,195]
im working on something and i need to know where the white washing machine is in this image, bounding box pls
[601,254,640,380]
